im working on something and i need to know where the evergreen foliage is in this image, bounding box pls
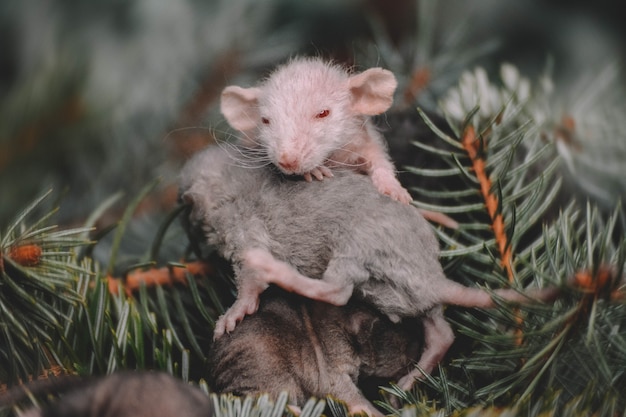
[1,1,625,417]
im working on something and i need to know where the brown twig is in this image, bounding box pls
[1,243,44,273]
[107,261,213,296]
[0,95,84,172]
[165,51,241,163]
[403,66,431,105]
[554,115,582,151]
[175,52,240,128]
[461,125,514,282]
[0,365,67,395]
[8,244,43,267]
[573,265,623,301]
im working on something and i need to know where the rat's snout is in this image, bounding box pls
[277,153,301,173]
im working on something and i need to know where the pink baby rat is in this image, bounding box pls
[220,56,412,204]
[180,144,560,392]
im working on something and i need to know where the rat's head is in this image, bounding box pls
[220,57,397,175]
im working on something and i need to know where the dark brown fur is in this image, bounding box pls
[208,288,421,417]
[0,371,212,417]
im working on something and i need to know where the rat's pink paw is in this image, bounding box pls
[213,317,229,339]
[396,371,420,392]
[349,403,385,417]
[371,170,412,204]
[213,296,260,339]
[303,166,334,182]
[286,405,302,416]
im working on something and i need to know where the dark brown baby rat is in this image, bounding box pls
[180,144,559,392]
[0,371,213,417]
[208,287,421,417]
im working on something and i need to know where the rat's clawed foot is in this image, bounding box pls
[396,370,423,392]
[213,315,233,339]
[303,166,334,182]
[371,169,412,204]
[286,405,302,416]
[214,296,260,339]
[213,278,265,339]
[348,403,386,417]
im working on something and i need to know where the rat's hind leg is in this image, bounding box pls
[397,306,454,391]
[245,248,354,305]
[329,373,385,417]
[216,248,356,338]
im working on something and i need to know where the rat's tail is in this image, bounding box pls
[439,281,560,309]
[417,209,459,229]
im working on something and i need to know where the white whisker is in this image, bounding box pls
[213,137,274,170]
[324,156,368,169]
[161,125,214,143]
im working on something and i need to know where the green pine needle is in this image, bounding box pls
[0,191,95,385]
[407,63,626,414]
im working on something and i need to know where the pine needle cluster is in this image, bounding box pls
[1,2,625,417]
[397,63,625,415]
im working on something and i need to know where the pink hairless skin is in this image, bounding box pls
[221,56,410,204]
[220,57,458,228]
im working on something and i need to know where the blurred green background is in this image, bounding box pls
[1,0,624,227]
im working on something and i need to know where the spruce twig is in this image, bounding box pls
[0,191,94,386]
[404,63,626,415]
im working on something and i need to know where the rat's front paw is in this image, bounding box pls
[214,312,241,339]
[213,297,260,339]
[303,166,334,182]
[371,170,412,204]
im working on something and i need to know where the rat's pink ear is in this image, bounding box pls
[220,86,262,132]
[348,68,397,115]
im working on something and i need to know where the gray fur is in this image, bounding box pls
[181,145,444,319]
[181,144,557,391]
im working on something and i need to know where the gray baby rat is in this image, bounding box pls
[208,287,421,417]
[0,371,212,417]
[180,144,558,392]
[220,56,412,204]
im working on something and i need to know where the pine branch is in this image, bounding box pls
[0,190,94,386]
[210,392,325,417]
[0,187,234,401]
[405,63,626,415]
[357,0,500,112]
[62,202,228,381]
[106,261,213,296]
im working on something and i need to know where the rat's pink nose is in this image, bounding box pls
[277,154,300,172]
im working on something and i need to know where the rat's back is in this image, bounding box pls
[255,168,448,314]
[183,145,448,317]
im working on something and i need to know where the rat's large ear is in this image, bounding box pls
[346,307,380,345]
[220,86,262,131]
[348,68,397,115]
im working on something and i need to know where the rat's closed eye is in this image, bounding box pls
[315,109,330,119]
[261,116,271,125]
